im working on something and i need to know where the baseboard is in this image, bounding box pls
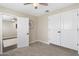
[29,40,49,45]
[37,40,49,45]
[29,40,38,44]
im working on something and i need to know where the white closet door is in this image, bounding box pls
[48,14,61,45]
[61,10,77,50]
[17,17,29,48]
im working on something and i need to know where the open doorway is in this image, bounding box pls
[1,13,29,53]
[2,14,17,52]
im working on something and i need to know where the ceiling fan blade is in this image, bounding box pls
[39,3,48,6]
[24,3,32,5]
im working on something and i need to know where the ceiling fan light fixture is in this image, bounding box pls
[33,3,39,7]
[33,3,39,9]
[23,3,48,9]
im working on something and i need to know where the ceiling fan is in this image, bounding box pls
[24,3,48,9]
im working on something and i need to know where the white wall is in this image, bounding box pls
[37,16,48,44]
[2,21,17,39]
[29,17,38,43]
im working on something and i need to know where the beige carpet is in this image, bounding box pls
[0,42,79,56]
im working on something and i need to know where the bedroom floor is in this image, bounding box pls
[0,42,79,56]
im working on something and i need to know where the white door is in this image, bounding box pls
[48,9,78,50]
[17,17,29,48]
[48,14,61,45]
[61,10,77,50]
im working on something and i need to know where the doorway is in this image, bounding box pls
[0,13,29,53]
[2,14,17,52]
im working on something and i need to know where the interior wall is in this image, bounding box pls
[29,17,38,43]
[37,16,48,44]
[2,21,17,39]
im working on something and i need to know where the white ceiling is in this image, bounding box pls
[0,3,74,16]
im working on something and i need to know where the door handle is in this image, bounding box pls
[27,33,29,35]
[57,31,61,33]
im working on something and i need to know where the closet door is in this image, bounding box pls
[48,14,61,45]
[17,17,29,48]
[61,10,77,50]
